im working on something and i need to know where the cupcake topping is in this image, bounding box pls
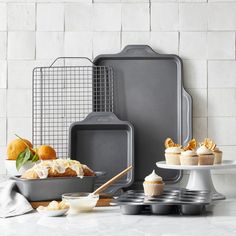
[181,150,197,157]
[145,170,163,182]
[197,146,213,155]
[164,138,181,148]
[183,139,197,151]
[165,146,181,154]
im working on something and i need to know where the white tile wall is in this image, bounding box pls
[0,1,236,184]
[8,3,35,31]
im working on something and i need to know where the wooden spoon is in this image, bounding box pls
[92,166,133,195]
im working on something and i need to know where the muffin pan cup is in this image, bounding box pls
[113,188,212,215]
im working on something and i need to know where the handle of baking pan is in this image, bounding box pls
[82,112,123,124]
[49,57,94,67]
[119,45,159,57]
[182,89,192,145]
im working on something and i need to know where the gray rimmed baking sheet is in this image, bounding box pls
[94,45,192,186]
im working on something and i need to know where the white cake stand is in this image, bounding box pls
[156,160,236,200]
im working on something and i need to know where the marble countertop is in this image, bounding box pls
[1,199,236,236]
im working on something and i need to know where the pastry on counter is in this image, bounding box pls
[180,139,198,165]
[197,145,214,165]
[164,138,181,165]
[143,170,164,196]
[21,159,95,179]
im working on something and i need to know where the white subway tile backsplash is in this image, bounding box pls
[8,61,35,89]
[150,32,179,54]
[7,117,32,143]
[122,3,149,31]
[0,3,7,31]
[0,89,6,117]
[188,88,207,117]
[7,89,32,117]
[0,118,6,146]
[36,32,64,59]
[193,117,207,141]
[8,3,35,31]
[180,32,207,59]
[208,3,236,30]
[151,3,178,31]
[65,3,92,31]
[93,3,121,31]
[183,60,207,89]
[218,146,236,161]
[0,32,7,60]
[208,117,236,145]
[93,32,120,56]
[179,3,207,31]
[122,32,150,46]
[208,89,236,116]
[0,61,7,89]
[64,32,92,58]
[208,61,236,88]
[37,4,64,31]
[8,32,35,60]
[207,32,235,60]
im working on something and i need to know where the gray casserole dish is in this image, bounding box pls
[11,172,104,201]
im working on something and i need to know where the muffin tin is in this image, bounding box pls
[112,188,212,215]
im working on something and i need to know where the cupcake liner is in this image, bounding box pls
[214,152,222,164]
[165,153,180,165]
[180,155,198,165]
[198,154,214,165]
[143,183,164,197]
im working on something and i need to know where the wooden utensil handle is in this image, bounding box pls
[92,166,133,195]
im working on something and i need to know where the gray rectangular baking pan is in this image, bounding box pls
[113,188,211,215]
[69,112,134,194]
[11,172,104,201]
[94,45,192,186]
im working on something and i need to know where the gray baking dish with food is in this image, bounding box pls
[112,188,212,216]
[69,112,134,195]
[11,172,104,201]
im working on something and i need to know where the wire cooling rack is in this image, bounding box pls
[32,57,113,158]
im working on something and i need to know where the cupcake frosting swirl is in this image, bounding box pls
[145,170,162,182]
[181,150,197,156]
[197,146,213,155]
[165,147,181,154]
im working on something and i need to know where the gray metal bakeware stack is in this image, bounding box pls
[112,188,212,215]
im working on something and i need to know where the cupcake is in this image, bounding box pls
[143,170,164,196]
[213,147,223,164]
[197,145,214,165]
[164,138,181,165]
[180,150,198,165]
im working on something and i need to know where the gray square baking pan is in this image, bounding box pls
[11,172,104,201]
[93,45,192,187]
[69,112,134,194]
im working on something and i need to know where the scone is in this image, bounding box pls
[143,170,164,196]
[197,146,214,165]
[21,159,95,179]
[180,150,198,165]
[213,147,223,164]
[164,138,181,165]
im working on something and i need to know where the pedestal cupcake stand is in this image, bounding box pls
[156,160,236,200]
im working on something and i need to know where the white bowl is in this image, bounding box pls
[62,192,99,214]
[37,208,68,217]
[5,160,35,176]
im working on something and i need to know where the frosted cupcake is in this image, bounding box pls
[213,147,223,164]
[143,170,164,196]
[165,147,181,165]
[180,150,198,166]
[197,146,214,165]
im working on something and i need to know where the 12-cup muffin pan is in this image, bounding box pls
[112,188,212,215]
